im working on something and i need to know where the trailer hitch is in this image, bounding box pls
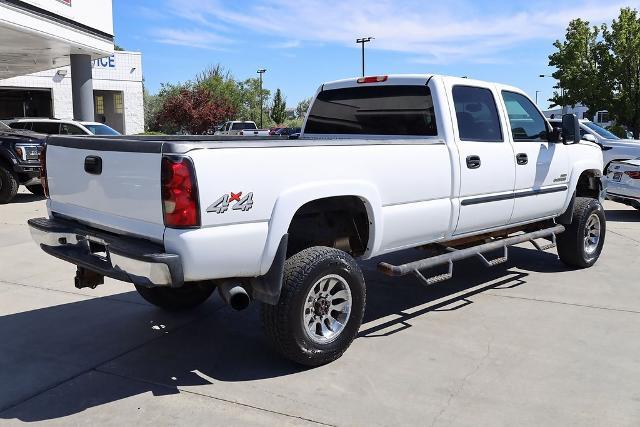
[74,267,104,289]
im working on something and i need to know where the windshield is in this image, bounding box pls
[83,124,120,136]
[584,122,619,140]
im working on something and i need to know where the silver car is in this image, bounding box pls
[606,158,640,209]
[549,119,640,173]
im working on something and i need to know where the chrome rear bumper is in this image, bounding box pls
[28,217,183,288]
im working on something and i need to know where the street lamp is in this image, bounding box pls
[257,69,266,129]
[356,37,374,77]
[539,74,565,113]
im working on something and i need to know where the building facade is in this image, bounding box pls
[0,51,144,134]
[0,0,116,126]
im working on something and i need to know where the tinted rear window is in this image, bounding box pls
[305,85,438,136]
[231,122,257,130]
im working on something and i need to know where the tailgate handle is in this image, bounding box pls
[84,156,102,175]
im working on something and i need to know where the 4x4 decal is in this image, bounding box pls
[207,192,254,214]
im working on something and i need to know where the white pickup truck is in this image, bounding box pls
[29,74,607,366]
[214,121,270,136]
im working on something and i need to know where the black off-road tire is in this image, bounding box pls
[135,282,216,311]
[261,246,366,367]
[26,184,45,196]
[0,166,19,204]
[557,197,606,268]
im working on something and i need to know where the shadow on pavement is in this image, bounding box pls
[8,193,46,204]
[0,245,568,422]
[606,209,640,222]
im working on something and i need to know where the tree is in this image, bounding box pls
[143,86,161,133]
[295,97,312,119]
[548,19,612,115]
[238,77,271,126]
[154,86,236,135]
[604,8,640,138]
[195,65,243,115]
[270,89,287,125]
[549,7,640,137]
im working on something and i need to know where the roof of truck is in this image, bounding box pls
[321,74,523,95]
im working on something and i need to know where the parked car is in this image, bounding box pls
[29,74,606,366]
[549,119,640,173]
[269,127,285,136]
[214,121,270,136]
[6,118,120,136]
[275,127,301,136]
[605,158,640,209]
[0,121,46,203]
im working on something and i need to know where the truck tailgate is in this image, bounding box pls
[46,137,166,242]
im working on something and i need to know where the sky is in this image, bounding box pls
[112,0,640,109]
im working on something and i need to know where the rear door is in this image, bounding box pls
[500,91,570,223]
[452,84,516,235]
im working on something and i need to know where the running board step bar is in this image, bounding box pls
[378,225,565,287]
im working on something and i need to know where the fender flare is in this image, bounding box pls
[258,180,383,275]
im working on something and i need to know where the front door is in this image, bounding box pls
[501,91,570,224]
[453,85,516,235]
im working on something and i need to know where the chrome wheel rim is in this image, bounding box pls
[302,274,352,344]
[584,213,601,256]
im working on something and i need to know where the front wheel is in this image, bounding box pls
[557,197,606,268]
[0,166,19,204]
[261,247,366,367]
[135,282,216,311]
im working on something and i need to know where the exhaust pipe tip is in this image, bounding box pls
[218,282,251,311]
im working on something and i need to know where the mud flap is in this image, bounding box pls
[250,234,288,305]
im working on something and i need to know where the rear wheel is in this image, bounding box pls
[26,184,45,196]
[261,247,366,367]
[0,166,19,204]
[557,197,606,268]
[135,282,216,311]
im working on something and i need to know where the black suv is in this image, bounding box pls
[0,122,46,203]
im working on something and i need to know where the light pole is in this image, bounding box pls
[356,37,374,77]
[535,90,541,106]
[257,69,266,129]
[539,74,564,113]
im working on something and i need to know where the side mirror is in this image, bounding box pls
[582,133,597,143]
[562,114,581,145]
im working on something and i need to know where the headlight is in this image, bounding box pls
[15,144,40,161]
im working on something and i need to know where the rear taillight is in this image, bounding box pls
[161,157,200,228]
[40,146,49,198]
[624,171,640,179]
[357,75,388,84]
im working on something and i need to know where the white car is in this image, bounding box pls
[214,121,270,136]
[606,158,640,209]
[29,74,606,366]
[549,119,640,172]
[6,118,120,136]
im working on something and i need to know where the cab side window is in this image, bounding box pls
[31,122,60,134]
[452,86,503,142]
[502,91,548,141]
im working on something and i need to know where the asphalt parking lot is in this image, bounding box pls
[1,190,639,426]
